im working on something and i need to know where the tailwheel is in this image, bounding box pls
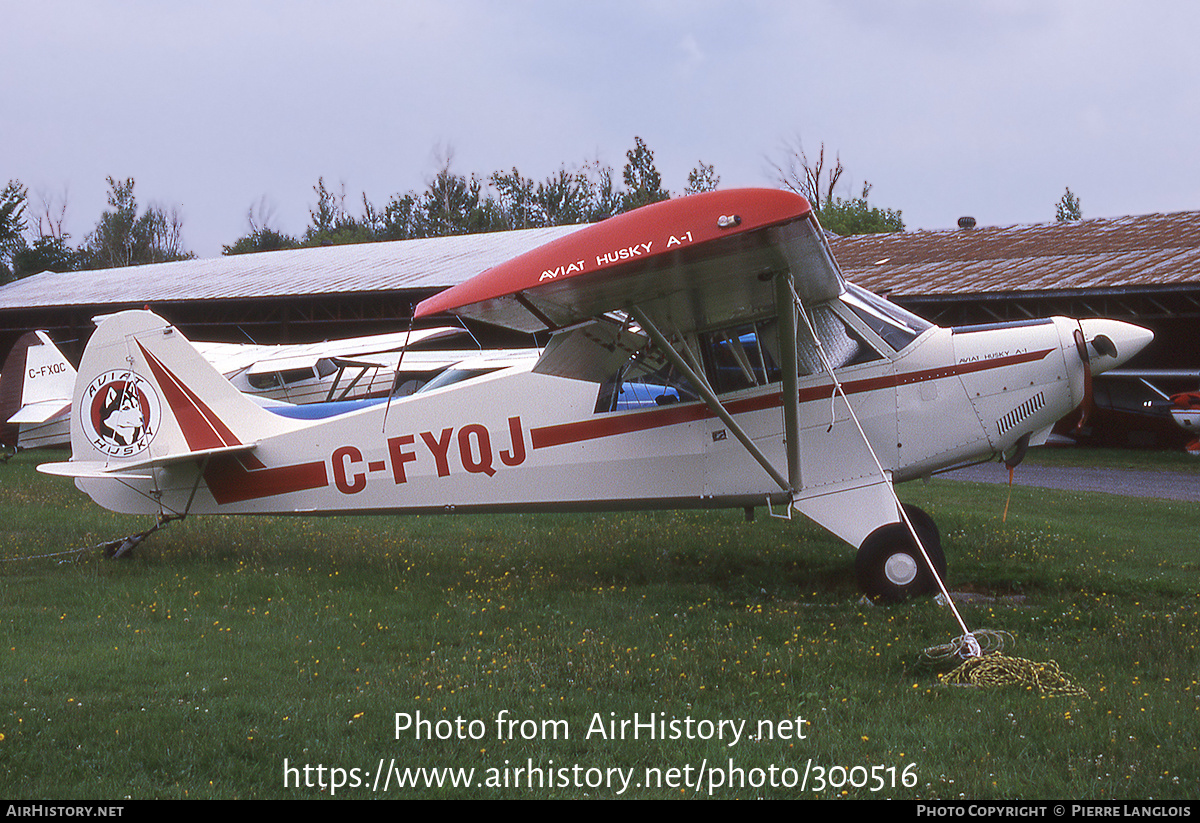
[855,504,945,602]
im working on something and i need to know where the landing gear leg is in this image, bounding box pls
[855,504,945,602]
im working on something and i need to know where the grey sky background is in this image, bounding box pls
[7,0,1199,259]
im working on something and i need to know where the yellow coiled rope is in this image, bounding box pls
[941,652,1090,698]
[921,632,1089,698]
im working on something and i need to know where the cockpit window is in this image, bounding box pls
[316,358,338,378]
[415,366,503,394]
[840,283,932,352]
[279,367,317,385]
[593,307,886,413]
[595,356,698,413]
[700,323,782,394]
[247,371,282,390]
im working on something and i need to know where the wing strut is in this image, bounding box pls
[627,306,792,495]
[774,272,803,492]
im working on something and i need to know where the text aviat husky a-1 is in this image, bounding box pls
[40,188,1151,603]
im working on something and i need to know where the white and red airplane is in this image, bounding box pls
[38,188,1153,600]
[1106,370,1200,454]
[194,326,468,405]
[1167,392,1200,452]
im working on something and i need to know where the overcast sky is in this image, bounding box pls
[7,0,1200,258]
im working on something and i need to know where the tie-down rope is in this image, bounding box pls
[788,284,981,658]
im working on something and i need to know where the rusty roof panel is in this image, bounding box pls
[833,211,1200,297]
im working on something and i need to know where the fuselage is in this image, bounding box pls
[74,289,1152,530]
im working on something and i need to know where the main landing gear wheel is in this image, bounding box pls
[855,504,945,602]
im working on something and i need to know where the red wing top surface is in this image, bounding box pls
[414,188,832,335]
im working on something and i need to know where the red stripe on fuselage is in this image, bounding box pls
[530,349,1055,449]
[204,454,329,505]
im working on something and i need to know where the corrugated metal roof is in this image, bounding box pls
[832,210,1200,297]
[0,224,586,310]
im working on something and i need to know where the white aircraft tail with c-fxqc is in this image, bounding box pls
[40,189,1152,601]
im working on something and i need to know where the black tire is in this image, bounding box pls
[855,504,945,602]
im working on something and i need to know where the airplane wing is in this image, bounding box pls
[413,188,839,337]
[191,341,271,376]
[1102,368,1200,381]
[197,327,465,378]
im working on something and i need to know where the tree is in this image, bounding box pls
[620,136,670,212]
[150,203,190,262]
[575,159,623,223]
[490,167,541,230]
[223,197,300,255]
[417,162,498,238]
[78,176,194,269]
[303,178,374,246]
[539,163,609,225]
[769,137,903,235]
[29,186,71,246]
[5,184,80,278]
[1,180,28,281]
[81,176,140,268]
[371,191,422,241]
[12,236,77,276]
[769,136,843,211]
[489,160,636,228]
[818,194,904,235]
[531,168,582,226]
[684,161,719,195]
[1056,187,1082,222]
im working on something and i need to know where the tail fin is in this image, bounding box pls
[69,310,289,467]
[0,331,76,449]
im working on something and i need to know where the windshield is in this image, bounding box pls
[841,283,932,351]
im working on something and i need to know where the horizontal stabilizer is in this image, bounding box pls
[37,461,155,480]
[38,442,258,479]
[7,398,70,425]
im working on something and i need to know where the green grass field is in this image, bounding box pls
[1,450,1197,799]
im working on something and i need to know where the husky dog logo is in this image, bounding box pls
[81,371,162,457]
